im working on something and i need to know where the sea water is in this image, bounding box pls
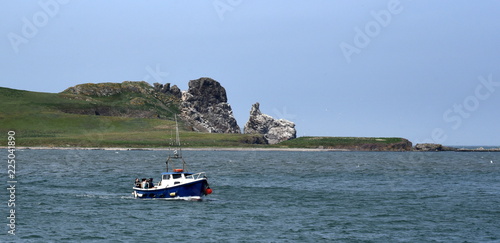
[1,149,499,242]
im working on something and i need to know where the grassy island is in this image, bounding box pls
[0,87,411,150]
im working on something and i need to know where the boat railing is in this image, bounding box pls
[186,172,207,180]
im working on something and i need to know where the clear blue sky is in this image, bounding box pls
[1,0,499,146]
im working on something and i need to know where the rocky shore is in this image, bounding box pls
[413,143,500,152]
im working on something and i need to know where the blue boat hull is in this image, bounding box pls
[133,179,208,199]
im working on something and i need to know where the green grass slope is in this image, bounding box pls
[0,86,262,148]
[278,136,413,151]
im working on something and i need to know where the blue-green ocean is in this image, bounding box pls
[2,149,500,242]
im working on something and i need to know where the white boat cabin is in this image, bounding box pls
[158,170,207,188]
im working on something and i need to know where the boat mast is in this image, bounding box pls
[166,115,187,172]
[174,115,182,158]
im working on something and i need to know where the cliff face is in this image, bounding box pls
[179,77,240,133]
[244,102,296,144]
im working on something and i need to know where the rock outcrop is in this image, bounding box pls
[61,81,179,118]
[244,102,296,144]
[414,143,456,151]
[414,143,443,151]
[179,77,240,133]
[62,78,241,134]
[153,82,182,99]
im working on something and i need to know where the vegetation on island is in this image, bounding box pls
[0,86,411,150]
[277,137,412,151]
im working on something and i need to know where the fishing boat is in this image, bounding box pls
[132,117,212,200]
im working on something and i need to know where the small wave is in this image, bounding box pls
[75,193,124,200]
[418,194,446,200]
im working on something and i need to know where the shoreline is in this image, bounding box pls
[2,146,499,152]
[1,146,350,152]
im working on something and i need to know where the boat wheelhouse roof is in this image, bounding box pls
[161,172,193,175]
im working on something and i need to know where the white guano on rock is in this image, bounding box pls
[243,102,296,144]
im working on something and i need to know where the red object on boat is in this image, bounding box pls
[206,188,213,195]
[173,169,183,172]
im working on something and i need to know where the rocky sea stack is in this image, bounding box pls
[180,77,240,133]
[244,102,296,144]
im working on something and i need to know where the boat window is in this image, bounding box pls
[185,174,193,179]
[172,174,182,179]
[162,175,170,180]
